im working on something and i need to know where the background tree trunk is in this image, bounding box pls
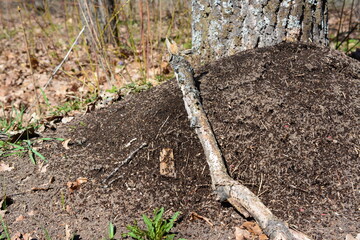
[78,0,118,47]
[192,0,329,63]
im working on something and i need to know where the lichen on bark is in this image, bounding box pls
[191,0,328,63]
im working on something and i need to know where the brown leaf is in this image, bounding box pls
[241,221,263,235]
[15,215,25,222]
[259,234,269,240]
[189,212,213,226]
[62,139,72,150]
[165,38,179,55]
[0,162,14,172]
[76,177,88,184]
[11,232,32,240]
[235,227,251,240]
[67,177,88,193]
[159,148,176,178]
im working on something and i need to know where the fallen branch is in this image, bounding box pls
[165,39,312,240]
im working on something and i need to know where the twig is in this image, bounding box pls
[43,26,86,90]
[23,25,85,116]
[155,115,170,139]
[103,142,147,184]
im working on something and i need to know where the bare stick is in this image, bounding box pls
[103,142,148,184]
[166,38,312,240]
[43,26,86,90]
[18,6,41,115]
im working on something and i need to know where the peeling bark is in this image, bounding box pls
[166,39,313,240]
[192,0,328,63]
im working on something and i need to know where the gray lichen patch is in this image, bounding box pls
[191,0,328,63]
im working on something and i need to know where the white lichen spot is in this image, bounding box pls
[264,16,270,26]
[307,0,317,5]
[222,0,234,14]
[287,15,301,29]
[208,19,223,53]
[214,0,221,6]
[192,26,202,52]
[281,17,288,27]
[280,0,291,8]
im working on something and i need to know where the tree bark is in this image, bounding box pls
[78,0,118,47]
[192,0,328,63]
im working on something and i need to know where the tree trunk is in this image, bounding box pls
[78,0,118,47]
[192,0,329,63]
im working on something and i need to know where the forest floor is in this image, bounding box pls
[1,42,359,240]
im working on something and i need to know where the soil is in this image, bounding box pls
[1,42,359,240]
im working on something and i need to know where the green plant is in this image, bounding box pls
[106,86,119,94]
[42,227,52,240]
[60,190,66,211]
[103,222,116,240]
[0,138,64,164]
[122,82,152,93]
[154,74,173,83]
[0,105,26,133]
[0,215,10,240]
[123,208,186,240]
[50,94,97,116]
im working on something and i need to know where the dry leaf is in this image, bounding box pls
[66,205,74,215]
[165,38,179,55]
[259,234,269,240]
[11,232,32,240]
[0,162,14,172]
[241,221,263,235]
[159,148,176,178]
[189,212,213,226]
[62,117,74,124]
[38,162,48,173]
[235,226,251,240]
[67,177,88,192]
[10,232,22,240]
[62,138,72,150]
[76,177,88,184]
[237,221,268,239]
[15,215,25,222]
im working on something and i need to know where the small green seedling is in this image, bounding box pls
[103,222,116,240]
[0,215,11,240]
[42,227,52,240]
[123,208,186,240]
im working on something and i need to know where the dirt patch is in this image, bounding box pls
[1,42,359,240]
